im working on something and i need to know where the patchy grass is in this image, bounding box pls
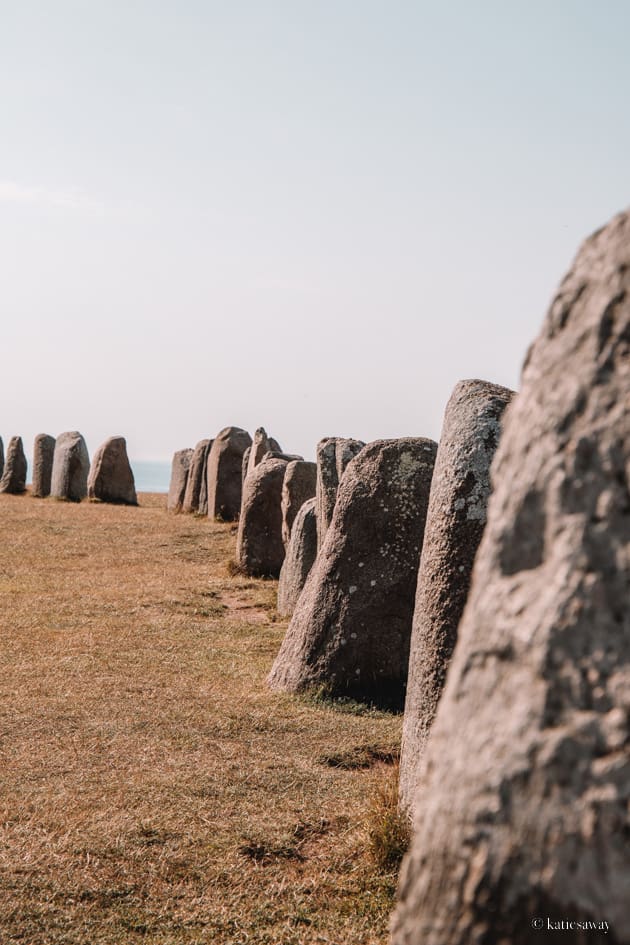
[0,490,402,944]
[366,765,411,873]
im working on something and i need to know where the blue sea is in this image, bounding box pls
[129,460,171,493]
[23,457,171,493]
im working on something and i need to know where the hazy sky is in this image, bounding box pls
[1,1,628,462]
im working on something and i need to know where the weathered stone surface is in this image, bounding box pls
[87,436,138,505]
[281,460,317,547]
[32,434,56,498]
[241,446,251,489]
[315,437,365,549]
[0,437,4,480]
[197,439,213,516]
[167,449,193,512]
[182,439,211,513]
[206,426,252,521]
[0,436,27,494]
[245,427,282,481]
[399,379,514,814]
[269,438,437,708]
[50,432,90,501]
[262,451,303,464]
[236,456,289,577]
[277,497,317,616]
[393,211,630,945]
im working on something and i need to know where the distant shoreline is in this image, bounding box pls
[21,457,172,495]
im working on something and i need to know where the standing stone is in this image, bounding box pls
[315,437,365,549]
[32,434,56,498]
[263,451,303,464]
[277,497,318,616]
[269,438,437,708]
[50,432,90,501]
[241,446,252,489]
[87,436,138,505]
[167,448,193,512]
[281,460,317,547]
[182,439,211,513]
[0,437,4,480]
[0,436,27,494]
[197,440,213,517]
[399,379,514,814]
[206,426,252,521]
[236,456,289,577]
[245,427,282,481]
[392,210,630,945]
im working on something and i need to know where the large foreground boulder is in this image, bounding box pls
[277,497,317,616]
[167,449,193,512]
[236,456,289,577]
[315,437,365,549]
[50,432,90,501]
[206,426,252,521]
[399,379,514,813]
[392,211,630,944]
[32,434,56,498]
[87,436,138,505]
[182,439,212,513]
[269,438,437,708]
[0,436,27,494]
[281,460,317,547]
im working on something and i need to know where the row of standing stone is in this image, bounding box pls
[0,433,138,505]
[171,202,630,939]
[168,381,514,774]
[389,209,630,943]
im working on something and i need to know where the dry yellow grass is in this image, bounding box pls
[0,491,403,944]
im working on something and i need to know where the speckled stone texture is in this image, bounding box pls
[50,431,90,502]
[399,379,514,814]
[268,438,437,708]
[87,436,138,506]
[392,210,630,945]
[32,434,56,498]
[315,437,365,549]
[241,446,252,489]
[236,456,289,577]
[182,439,212,513]
[245,427,282,481]
[167,448,192,512]
[277,497,317,616]
[281,460,317,547]
[197,440,213,516]
[206,426,252,521]
[0,436,27,494]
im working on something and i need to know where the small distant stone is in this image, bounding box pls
[236,456,289,577]
[277,497,318,617]
[315,437,365,550]
[281,460,317,547]
[182,439,212,513]
[206,426,252,521]
[32,434,56,498]
[88,436,138,506]
[50,432,90,502]
[167,448,193,512]
[0,436,27,495]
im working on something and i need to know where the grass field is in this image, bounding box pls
[0,491,405,944]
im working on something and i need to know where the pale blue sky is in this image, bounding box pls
[1,1,628,462]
